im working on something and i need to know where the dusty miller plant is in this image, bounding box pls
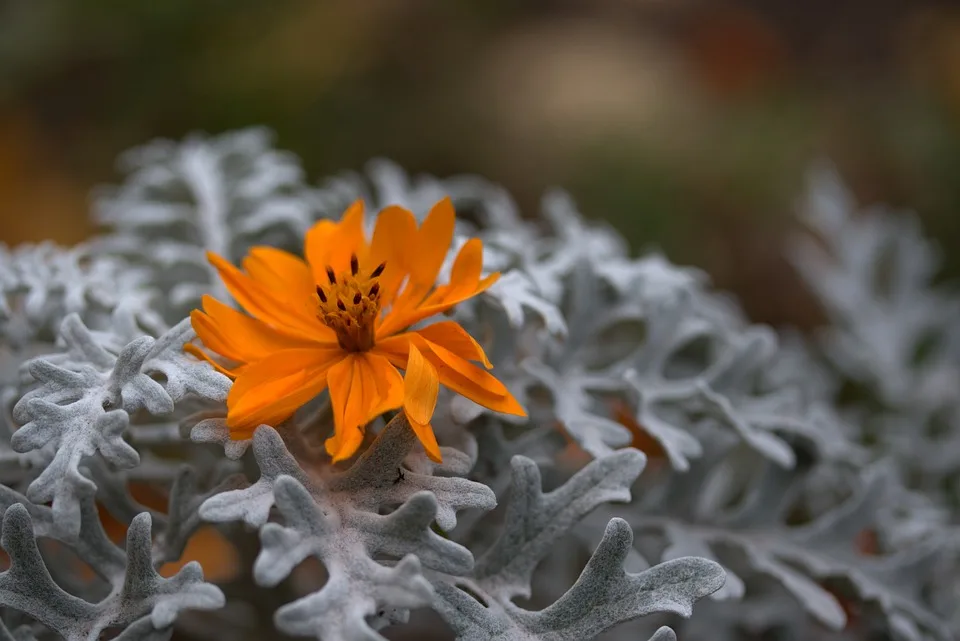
[0,130,955,641]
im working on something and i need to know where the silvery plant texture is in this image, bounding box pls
[0,128,957,641]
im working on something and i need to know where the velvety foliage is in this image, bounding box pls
[0,135,955,640]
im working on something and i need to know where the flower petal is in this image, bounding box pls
[326,422,365,465]
[448,237,483,287]
[194,295,329,366]
[369,205,418,305]
[407,416,442,463]
[304,200,368,282]
[381,198,458,318]
[364,353,406,418]
[422,238,488,307]
[227,347,343,438]
[207,252,326,339]
[373,333,525,417]
[183,343,242,378]
[403,344,442,462]
[325,352,404,461]
[377,238,492,337]
[415,320,493,368]
[377,262,498,338]
[303,219,339,285]
[371,334,412,366]
[323,356,360,460]
[403,344,438,426]
[190,309,246,364]
[410,197,456,288]
[243,246,316,300]
[418,336,525,416]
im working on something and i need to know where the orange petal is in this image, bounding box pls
[364,353,406,419]
[190,309,246,364]
[326,422,365,464]
[230,346,341,407]
[324,356,359,460]
[207,252,325,340]
[377,270,498,338]
[374,333,524,417]
[183,342,241,378]
[304,219,340,285]
[243,246,316,300]
[449,237,483,287]
[304,200,368,281]
[334,199,369,266]
[415,320,493,368]
[242,250,328,332]
[403,344,439,426]
[411,198,456,288]
[418,336,525,416]
[370,334,412,367]
[377,238,494,337]
[384,198,458,316]
[423,238,486,307]
[407,416,442,463]
[227,347,342,437]
[196,295,330,364]
[403,344,442,462]
[325,352,404,461]
[369,205,418,305]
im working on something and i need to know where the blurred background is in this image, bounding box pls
[2,0,960,328]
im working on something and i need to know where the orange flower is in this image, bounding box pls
[187,198,525,462]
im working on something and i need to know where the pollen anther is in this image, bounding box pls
[315,259,388,352]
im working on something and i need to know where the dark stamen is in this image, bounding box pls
[368,283,380,297]
[350,254,359,276]
[326,266,337,284]
[371,262,386,278]
[316,286,327,303]
[353,292,362,304]
[337,299,347,311]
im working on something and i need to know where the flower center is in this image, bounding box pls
[315,255,385,352]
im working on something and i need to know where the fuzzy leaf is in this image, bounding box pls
[474,449,646,600]
[435,518,724,641]
[631,459,953,640]
[202,416,495,641]
[199,426,309,528]
[93,128,321,314]
[621,300,796,470]
[10,315,228,537]
[0,242,162,347]
[0,504,223,641]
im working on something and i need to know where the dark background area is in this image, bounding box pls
[2,0,959,328]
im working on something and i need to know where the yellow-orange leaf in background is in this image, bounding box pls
[95,483,239,583]
[611,399,667,464]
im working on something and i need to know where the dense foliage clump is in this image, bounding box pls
[0,132,956,641]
